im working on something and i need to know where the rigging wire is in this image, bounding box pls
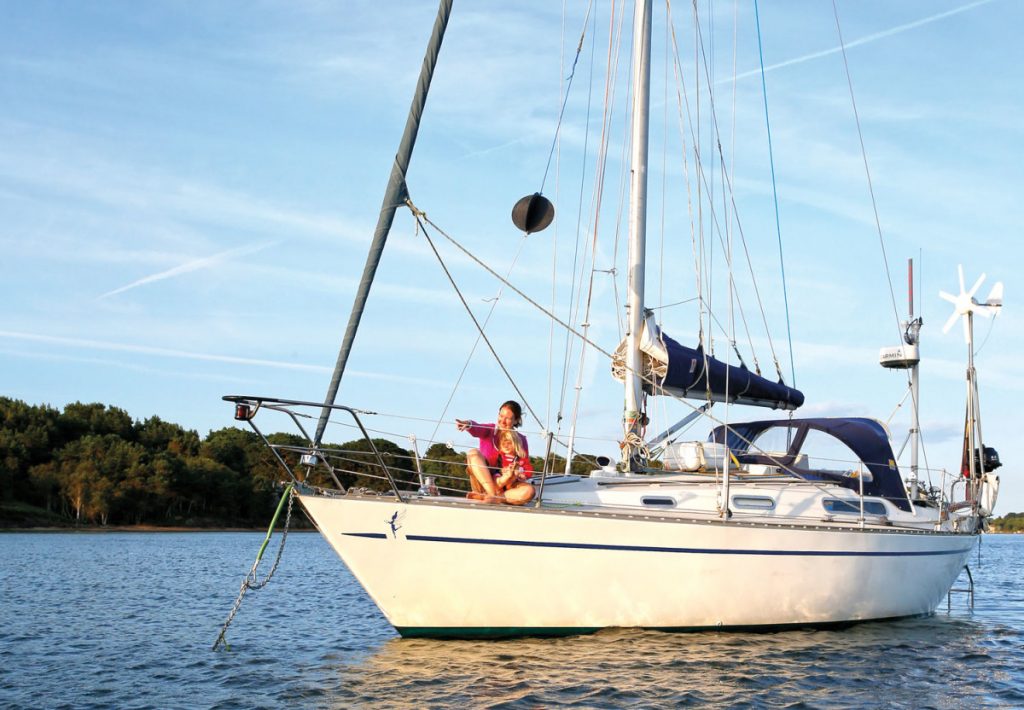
[973,314,998,357]
[830,0,909,366]
[704,0,717,359]
[752,0,796,388]
[724,0,742,484]
[831,1,924,473]
[648,295,699,311]
[692,2,707,353]
[408,201,543,430]
[540,0,595,195]
[667,1,776,379]
[654,8,671,437]
[547,0,566,433]
[565,0,630,469]
[427,227,531,446]
[555,1,600,435]
[405,200,810,474]
[724,1,757,373]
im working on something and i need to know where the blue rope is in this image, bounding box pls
[753,0,796,388]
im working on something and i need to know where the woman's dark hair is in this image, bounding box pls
[499,400,523,428]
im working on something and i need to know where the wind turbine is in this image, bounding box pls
[939,265,1003,347]
[939,265,1004,512]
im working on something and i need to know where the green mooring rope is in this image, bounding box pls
[212,483,295,651]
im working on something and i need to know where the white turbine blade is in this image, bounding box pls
[942,310,960,334]
[939,290,958,305]
[958,264,965,294]
[967,272,987,298]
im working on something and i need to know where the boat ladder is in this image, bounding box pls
[946,565,975,612]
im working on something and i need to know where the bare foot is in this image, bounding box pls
[484,495,506,505]
[466,491,485,500]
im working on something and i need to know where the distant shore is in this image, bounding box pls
[0,520,315,532]
[0,525,317,533]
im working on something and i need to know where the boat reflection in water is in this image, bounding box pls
[327,610,998,707]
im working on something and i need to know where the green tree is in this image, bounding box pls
[28,461,63,515]
[325,438,418,492]
[991,512,1024,533]
[420,442,470,492]
[136,416,200,457]
[59,402,135,443]
[201,427,262,474]
[52,434,148,524]
[0,397,61,503]
[177,455,247,523]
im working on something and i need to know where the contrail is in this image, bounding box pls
[98,240,279,299]
[0,329,455,388]
[732,0,996,81]
[0,329,328,372]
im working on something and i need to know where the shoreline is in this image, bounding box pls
[0,525,317,533]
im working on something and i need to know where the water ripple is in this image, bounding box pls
[0,532,1022,708]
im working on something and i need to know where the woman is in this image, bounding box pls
[456,400,536,505]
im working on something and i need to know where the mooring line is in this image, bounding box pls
[212,483,295,651]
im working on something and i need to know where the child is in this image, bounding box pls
[494,428,533,492]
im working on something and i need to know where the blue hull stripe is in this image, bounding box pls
[343,532,388,539]
[391,534,971,558]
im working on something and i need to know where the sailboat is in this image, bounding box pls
[225,1,1004,637]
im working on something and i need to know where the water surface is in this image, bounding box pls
[1,532,1021,708]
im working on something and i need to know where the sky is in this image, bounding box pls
[2,1,1021,512]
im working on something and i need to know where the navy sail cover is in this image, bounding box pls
[659,332,804,410]
[612,318,803,410]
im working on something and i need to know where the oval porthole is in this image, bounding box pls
[641,496,676,507]
[732,495,776,510]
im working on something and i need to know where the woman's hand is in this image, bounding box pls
[455,419,471,432]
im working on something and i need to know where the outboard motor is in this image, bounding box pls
[975,446,1001,473]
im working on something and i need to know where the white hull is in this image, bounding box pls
[299,491,976,637]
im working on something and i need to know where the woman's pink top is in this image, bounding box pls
[465,422,530,472]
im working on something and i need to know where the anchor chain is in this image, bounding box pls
[212,484,295,651]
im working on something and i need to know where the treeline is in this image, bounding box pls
[991,512,1024,533]
[0,397,599,529]
[0,397,319,527]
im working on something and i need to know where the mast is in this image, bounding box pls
[907,259,921,499]
[313,0,454,446]
[965,310,978,503]
[623,0,652,471]
[879,259,923,501]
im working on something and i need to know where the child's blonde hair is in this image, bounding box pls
[497,429,526,459]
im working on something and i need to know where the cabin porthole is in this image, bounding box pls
[731,495,776,510]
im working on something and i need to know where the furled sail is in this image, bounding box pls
[612,315,804,410]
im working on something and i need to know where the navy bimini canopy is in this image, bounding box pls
[660,332,804,410]
[709,417,911,512]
